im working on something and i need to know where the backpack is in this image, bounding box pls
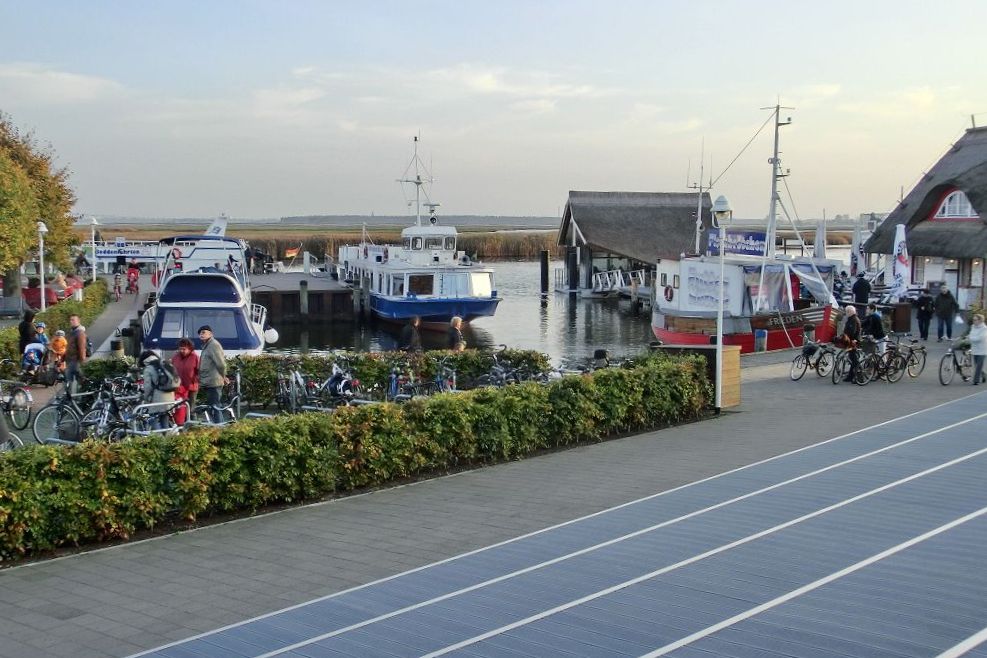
[86,336,94,358]
[152,360,180,392]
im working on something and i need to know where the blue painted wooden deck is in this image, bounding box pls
[132,396,987,658]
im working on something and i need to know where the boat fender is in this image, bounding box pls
[664,285,674,302]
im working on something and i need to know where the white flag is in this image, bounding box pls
[890,223,911,300]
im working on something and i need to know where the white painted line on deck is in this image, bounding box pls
[639,505,987,657]
[937,627,987,658]
[126,394,985,658]
[383,445,987,657]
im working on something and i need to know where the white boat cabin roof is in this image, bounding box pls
[401,224,457,238]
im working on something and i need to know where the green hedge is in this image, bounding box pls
[0,279,108,372]
[0,351,710,559]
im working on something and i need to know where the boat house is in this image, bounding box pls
[556,191,712,296]
[866,126,987,308]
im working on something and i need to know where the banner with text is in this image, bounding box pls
[707,230,768,256]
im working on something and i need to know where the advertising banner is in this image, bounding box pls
[708,230,768,256]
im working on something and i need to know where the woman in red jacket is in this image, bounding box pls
[171,337,200,408]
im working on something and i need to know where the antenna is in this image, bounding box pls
[687,139,707,254]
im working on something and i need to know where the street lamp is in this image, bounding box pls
[89,216,99,282]
[712,195,733,414]
[37,221,49,312]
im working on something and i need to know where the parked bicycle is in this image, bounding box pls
[790,341,838,381]
[939,338,974,385]
[888,332,927,378]
[0,361,33,431]
[32,385,98,443]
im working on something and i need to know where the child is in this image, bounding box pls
[21,343,45,377]
[50,329,68,370]
[34,321,50,347]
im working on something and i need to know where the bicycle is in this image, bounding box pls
[0,361,33,430]
[939,338,974,385]
[831,341,870,386]
[862,343,907,384]
[790,341,838,381]
[889,332,927,378]
[32,385,98,443]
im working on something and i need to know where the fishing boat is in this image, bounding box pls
[337,138,501,327]
[651,105,842,352]
[141,235,278,355]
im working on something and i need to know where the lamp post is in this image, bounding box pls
[712,195,733,414]
[37,221,49,312]
[89,216,99,282]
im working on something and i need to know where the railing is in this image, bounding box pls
[251,303,267,328]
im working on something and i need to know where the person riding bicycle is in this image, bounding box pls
[126,262,140,293]
[113,271,123,299]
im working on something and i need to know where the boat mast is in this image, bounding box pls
[397,135,435,228]
[689,139,706,254]
[754,102,793,311]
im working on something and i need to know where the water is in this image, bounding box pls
[267,261,656,366]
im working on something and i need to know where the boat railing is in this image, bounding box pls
[250,303,267,328]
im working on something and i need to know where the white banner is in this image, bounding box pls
[890,223,911,300]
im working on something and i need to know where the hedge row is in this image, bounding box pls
[0,352,710,558]
[0,279,108,367]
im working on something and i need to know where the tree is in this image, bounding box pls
[0,113,78,297]
[0,149,37,279]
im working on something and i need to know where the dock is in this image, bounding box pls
[250,271,353,322]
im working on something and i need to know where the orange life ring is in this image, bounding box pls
[664,285,674,302]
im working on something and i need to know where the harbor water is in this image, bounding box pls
[266,260,657,367]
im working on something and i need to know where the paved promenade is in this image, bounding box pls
[0,340,980,657]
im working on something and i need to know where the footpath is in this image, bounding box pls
[0,336,978,657]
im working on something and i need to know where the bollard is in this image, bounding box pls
[540,250,549,295]
[110,338,125,359]
[299,279,309,316]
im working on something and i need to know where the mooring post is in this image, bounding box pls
[540,250,549,295]
[299,279,309,317]
[567,247,578,294]
[303,251,311,275]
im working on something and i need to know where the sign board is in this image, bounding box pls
[708,230,768,256]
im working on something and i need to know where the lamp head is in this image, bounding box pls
[711,195,732,228]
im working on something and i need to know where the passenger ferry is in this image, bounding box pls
[337,138,501,327]
[141,235,277,355]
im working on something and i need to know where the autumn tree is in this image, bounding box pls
[0,149,38,280]
[0,112,78,297]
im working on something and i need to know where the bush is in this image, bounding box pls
[0,351,710,559]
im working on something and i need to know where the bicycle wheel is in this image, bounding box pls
[0,433,23,452]
[959,352,974,381]
[789,354,808,381]
[32,403,81,443]
[939,353,956,386]
[78,409,108,441]
[885,353,908,384]
[832,353,850,385]
[6,386,32,430]
[854,355,875,386]
[906,350,926,378]
[816,351,835,378]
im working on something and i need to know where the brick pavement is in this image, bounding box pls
[0,339,977,657]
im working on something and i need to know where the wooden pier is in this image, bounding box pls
[250,271,353,323]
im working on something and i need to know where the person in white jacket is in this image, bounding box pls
[968,314,987,385]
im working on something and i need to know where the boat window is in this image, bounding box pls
[470,272,493,297]
[412,237,423,250]
[404,238,412,250]
[184,310,240,341]
[160,310,185,338]
[408,274,433,296]
[392,275,405,297]
[444,237,456,250]
[425,237,443,250]
[440,273,469,297]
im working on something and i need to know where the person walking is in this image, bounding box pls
[17,310,36,354]
[64,314,87,393]
[842,306,862,382]
[139,349,177,429]
[400,316,423,352]
[447,316,466,352]
[852,273,871,304]
[915,288,934,341]
[968,314,987,386]
[197,325,227,421]
[935,285,959,341]
[171,337,200,409]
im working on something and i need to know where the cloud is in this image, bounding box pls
[0,62,125,105]
[510,99,556,114]
[836,86,939,119]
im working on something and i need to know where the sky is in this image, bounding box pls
[2,0,986,221]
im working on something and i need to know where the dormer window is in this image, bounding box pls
[934,190,977,219]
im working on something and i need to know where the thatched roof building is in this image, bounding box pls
[866,126,987,257]
[558,191,712,263]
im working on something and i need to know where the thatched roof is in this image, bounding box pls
[558,191,712,263]
[866,127,987,257]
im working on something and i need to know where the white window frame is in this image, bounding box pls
[935,190,977,218]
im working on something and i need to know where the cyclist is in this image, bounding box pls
[113,271,123,301]
[126,262,140,294]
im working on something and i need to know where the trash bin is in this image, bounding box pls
[892,302,912,332]
[754,329,768,352]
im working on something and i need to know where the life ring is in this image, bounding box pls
[171,247,183,260]
[383,247,389,262]
[664,285,674,302]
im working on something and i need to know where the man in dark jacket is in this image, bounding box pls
[935,285,959,341]
[862,303,887,355]
[399,316,423,352]
[842,306,862,382]
[915,289,934,341]
[17,310,36,354]
[852,274,871,304]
